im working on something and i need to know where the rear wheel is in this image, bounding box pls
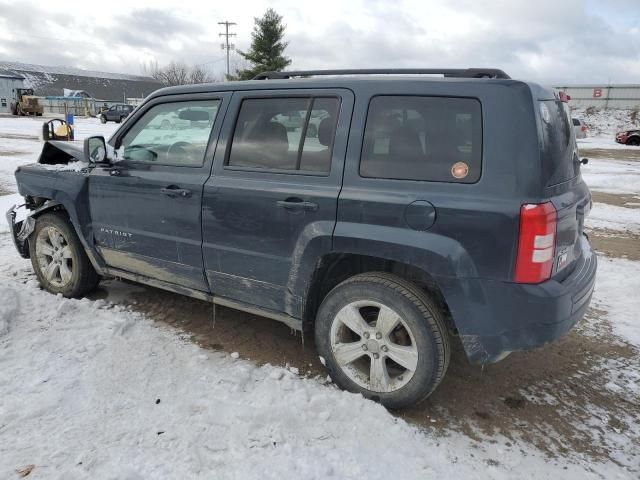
[315,272,450,409]
[29,213,100,298]
[628,137,640,146]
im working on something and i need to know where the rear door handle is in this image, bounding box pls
[276,198,318,212]
[161,185,192,198]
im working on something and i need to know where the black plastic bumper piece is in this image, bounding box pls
[6,205,33,259]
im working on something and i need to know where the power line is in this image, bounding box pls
[218,21,237,80]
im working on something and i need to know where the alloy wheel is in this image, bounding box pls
[330,300,419,393]
[35,226,74,288]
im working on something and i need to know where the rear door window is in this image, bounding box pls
[539,100,576,186]
[227,97,340,174]
[360,96,482,183]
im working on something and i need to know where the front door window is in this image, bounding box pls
[119,100,221,167]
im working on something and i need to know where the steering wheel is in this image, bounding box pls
[167,141,194,163]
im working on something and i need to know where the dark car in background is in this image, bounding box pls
[615,129,640,146]
[7,68,597,408]
[100,104,134,124]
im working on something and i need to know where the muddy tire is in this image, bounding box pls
[29,212,100,298]
[315,272,450,409]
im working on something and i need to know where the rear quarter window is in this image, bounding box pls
[359,96,482,183]
[539,100,577,186]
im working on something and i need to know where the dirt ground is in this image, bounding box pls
[580,147,640,161]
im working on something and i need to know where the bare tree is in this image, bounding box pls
[189,65,214,84]
[142,61,215,86]
[162,62,190,86]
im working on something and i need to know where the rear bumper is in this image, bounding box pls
[446,235,597,364]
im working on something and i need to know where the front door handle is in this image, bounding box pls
[161,186,192,198]
[276,198,318,212]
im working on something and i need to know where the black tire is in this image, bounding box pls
[42,123,50,141]
[29,212,100,298]
[100,115,107,124]
[315,272,450,409]
[628,137,640,146]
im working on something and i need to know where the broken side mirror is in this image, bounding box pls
[84,136,107,163]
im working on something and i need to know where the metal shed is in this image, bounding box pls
[0,74,24,114]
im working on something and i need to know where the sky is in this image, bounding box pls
[0,0,639,84]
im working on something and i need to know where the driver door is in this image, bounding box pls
[89,93,230,291]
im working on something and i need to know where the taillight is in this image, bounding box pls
[558,91,571,103]
[515,202,557,284]
[581,125,587,132]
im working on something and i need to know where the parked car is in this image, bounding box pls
[615,129,640,146]
[7,68,597,408]
[99,104,134,124]
[572,117,587,139]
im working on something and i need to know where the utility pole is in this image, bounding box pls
[218,21,237,80]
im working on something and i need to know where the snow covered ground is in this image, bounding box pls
[1,114,639,479]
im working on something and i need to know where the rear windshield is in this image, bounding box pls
[539,100,577,186]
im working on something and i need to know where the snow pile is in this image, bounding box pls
[573,107,640,138]
[40,161,88,172]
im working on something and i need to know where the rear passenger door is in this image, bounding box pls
[203,89,353,317]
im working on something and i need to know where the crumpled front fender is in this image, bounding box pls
[5,201,62,259]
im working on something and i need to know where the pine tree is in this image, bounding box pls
[234,9,291,80]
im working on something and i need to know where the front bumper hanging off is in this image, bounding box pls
[6,204,35,259]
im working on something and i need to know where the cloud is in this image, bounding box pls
[0,0,638,83]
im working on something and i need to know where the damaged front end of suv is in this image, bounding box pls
[6,139,92,259]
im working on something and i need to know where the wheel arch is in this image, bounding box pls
[15,170,106,275]
[302,252,455,334]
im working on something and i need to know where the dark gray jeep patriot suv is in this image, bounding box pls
[7,68,597,408]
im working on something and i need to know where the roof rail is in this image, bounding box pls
[253,68,511,80]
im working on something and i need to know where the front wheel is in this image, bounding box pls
[315,272,450,409]
[29,213,100,297]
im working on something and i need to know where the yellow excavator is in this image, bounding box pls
[11,88,44,116]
